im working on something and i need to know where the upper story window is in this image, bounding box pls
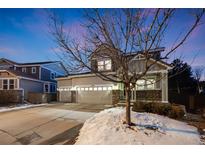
[97,59,111,71]
[51,72,55,80]
[31,67,36,74]
[22,67,27,73]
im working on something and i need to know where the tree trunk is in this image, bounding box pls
[197,82,201,94]
[176,80,180,94]
[125,84,131,125]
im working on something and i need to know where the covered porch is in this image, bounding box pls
[118,70,168,103]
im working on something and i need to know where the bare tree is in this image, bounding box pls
[193,66,204,93]
[49,8,204,125]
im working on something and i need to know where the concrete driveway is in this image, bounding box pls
[0,103,110,145]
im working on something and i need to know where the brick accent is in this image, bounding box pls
[136,90,162,102]
[112,90,120,105]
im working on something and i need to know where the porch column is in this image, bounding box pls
[161,71,168,103]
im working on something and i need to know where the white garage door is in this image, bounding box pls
[77,91,112,104]
[59,91,71,102]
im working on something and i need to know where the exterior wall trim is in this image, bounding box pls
[56,72,116,80]
[131,53,173,70]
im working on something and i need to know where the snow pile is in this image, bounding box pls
[75,107,201,145]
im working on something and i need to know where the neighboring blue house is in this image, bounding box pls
[0,58,67,102]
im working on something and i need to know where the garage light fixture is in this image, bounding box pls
[85,87,89,91]
[97,87,102,91]
[103,87,107,91]
[80,87,85,91]
[94,87,97,91]
[71,87,76,91]
[89,87,93,91]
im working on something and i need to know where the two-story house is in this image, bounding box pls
[56,44,172,105]
[0,58,67,102]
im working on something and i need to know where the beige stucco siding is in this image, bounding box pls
[76,91,112,104]
[59,91,71,102]
[57,78,72,87]
[72,76,112,86]
[129,59,168,73]
[58,76,113,88]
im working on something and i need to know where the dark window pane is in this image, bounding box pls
[45,85,48,92]
[3,80,7,84]
[3,85,8,90]
[50,85,53,92]
[9,79,14,84]
[9,85,14,89]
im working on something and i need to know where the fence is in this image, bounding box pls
[169,92,205,113]
[0,90,24,105]
[28,92,57,104]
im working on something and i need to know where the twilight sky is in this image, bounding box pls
[0,8,205,69]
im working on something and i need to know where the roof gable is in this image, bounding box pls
[131,53,172,69]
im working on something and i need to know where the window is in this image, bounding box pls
[146,79,155,89]
[2,79,14,90]
[136,78,156,90]
[51,72,55,80]
[98,61,104,71]
[9,79,14,90]
[3,80,8,90]
[136,80,145,90]
[50,84,53,93]
[44,84,49,93]
[22,67,26,73]
[89,87,93,91]
[97,59,112,71]
[31,67,36,74]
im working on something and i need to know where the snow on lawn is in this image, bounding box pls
[75,107,201,145]
[0,103,47,113]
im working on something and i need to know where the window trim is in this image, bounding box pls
[9,79,14,90]
[22,67,27,73]
[97,59,112,71]
[2,79,15,90]
[136,76,157,91]
[50,72,55,80]
[31,67,36,74]
[44,83,49,93]
[3,79,8,90]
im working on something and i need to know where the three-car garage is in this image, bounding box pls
[57,74,116,105]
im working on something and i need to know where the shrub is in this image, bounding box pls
[168,104,185,119]
[133,102,185,119]
[0,90,23,106]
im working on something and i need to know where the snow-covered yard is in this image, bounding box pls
[0,103,47,113]
[75,107,202,145]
